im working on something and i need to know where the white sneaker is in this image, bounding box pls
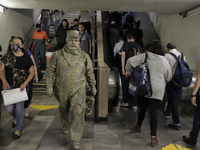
[120,102,129,107]
[24,108,29,117]
[132,106,137,112]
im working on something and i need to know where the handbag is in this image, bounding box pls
[128,53,153,97]
[2,88,28,106]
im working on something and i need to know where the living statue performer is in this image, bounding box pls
[46,30,96,150]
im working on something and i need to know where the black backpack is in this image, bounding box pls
[126,42,139,59]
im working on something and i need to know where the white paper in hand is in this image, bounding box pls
[2,88,28,106]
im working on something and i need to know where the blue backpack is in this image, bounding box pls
[169,52,193,87]
[128,53,153,97]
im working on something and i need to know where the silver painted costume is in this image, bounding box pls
[46,31,96,149]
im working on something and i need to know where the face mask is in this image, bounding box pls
[11,44,22,52]
[37,30,41,32]
[74,25,78,27]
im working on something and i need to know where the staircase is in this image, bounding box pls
[63,10,81,27]
[32,10,81,93]
[32,70,46,93]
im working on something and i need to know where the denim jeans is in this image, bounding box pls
[54,20,62,34]
[121,74,137,106]
[109,28,119,48]
[6,101,24,131]
[33,47,46,69]
[6,84,28,131]
[189,93,200,146]
[164,81,181,125]
[42,18,50,38]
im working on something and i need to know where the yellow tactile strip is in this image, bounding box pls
[162,144,192,150]
[29,105,59,111]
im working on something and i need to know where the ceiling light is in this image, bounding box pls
[180,5,200,18]
[0,4,6,13]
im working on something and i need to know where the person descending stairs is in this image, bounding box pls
[32,10,81,94]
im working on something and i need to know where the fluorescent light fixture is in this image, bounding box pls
[0,4,6,13]
[180,5,200,18]
[0,1,14,7]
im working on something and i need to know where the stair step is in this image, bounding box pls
[33,83,46,86]
[32,90,46,93]
[33,87,46,91]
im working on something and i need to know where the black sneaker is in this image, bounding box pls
[168,123,181,130]
[12,122,17,128]
[120,102,129,107]
[13,134,20,140]
[182,135,196,148]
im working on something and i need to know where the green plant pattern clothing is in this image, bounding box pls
[1,53,31,88]
[46,47,96,142]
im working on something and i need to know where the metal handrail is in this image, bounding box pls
[92,11,97,66]
[24,14,41,43]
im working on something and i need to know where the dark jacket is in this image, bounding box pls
[55,25,69,43]
[128,28,144,49]
[70,26,79,31]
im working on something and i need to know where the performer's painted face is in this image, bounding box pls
[67,37,79,50]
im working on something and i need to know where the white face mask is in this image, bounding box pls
[66,37,79,50]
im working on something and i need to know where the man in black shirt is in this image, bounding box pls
[128,20,144,50]
[121,33,143,109]
[70,19,79,31]
[105,11,122,50]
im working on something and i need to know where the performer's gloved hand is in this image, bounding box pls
[31,43,34,52]
[47,44,52,49]
[91,85,97,96]
[47,88,53,97]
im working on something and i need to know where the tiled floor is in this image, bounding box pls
[0,93,199,150]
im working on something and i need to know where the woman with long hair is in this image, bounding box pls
[54,19,69,49]
[0,37,34,139]
[7,36,38,117]
[125,40,172,147]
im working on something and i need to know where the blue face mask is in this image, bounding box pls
[11,44,22,52]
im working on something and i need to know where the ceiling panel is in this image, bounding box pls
[0,0,200,13]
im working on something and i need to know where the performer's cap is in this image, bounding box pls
[67,30,79,38]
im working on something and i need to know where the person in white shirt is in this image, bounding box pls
[113,36,124,83]
[164,42,186,130]
[40,9,51,39]
[113,36,124,58]
[125,40,172,147]
[78,10,95,35]
[51,10,64,33]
